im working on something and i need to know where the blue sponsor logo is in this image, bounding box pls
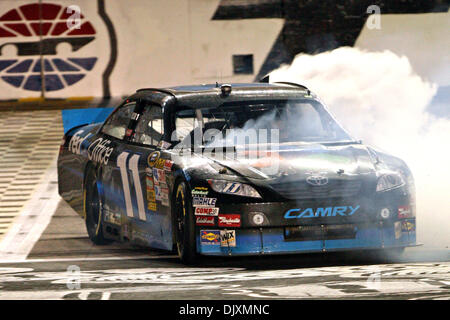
[284,206,360,219]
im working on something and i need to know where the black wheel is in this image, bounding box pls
[174,181,197,264]
[85,168,111,245]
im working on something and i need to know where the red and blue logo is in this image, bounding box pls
[0,3,97,92]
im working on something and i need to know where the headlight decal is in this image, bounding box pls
[208,179,261,198]
[376,172,405,192]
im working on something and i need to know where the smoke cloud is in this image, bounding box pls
[270,47,450,248]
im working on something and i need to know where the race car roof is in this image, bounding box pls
[131,82,312,110]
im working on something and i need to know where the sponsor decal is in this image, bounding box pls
[284,206,360,219]
[155,168,166,183]
[401,220,415,232]
[196,216,215,226]
[87,138,114,165]
[68,129,91,155]
[157,184,169,206]
[192,197,217,207]
[398,206,411,218]
[218,214,241,227]
[147,151,160,167]
[125,128,133,137]
[195,207,219,216]
[158,140,171,150]
[220,230,236,247]
[145,175,153,189]
[0,2,98,92]
[200,230,220,245]
[164,160,174,171]
[153,158,166,169]
[191,187,209,196]
[146,174,157,211]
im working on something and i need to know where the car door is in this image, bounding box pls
[97,101,137,240]
[124,102,172,250]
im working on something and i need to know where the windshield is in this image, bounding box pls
[173,99,352,148]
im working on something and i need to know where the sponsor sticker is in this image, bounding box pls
[200,230,220,245]
[196,216,215,226]
[153,158,166,169]
[192,187,209,196]
[220,230,236,247]
[158,140,171,150]
[192,197,217,207]
[164,160,174,171]
[402,220,415,232]
[146,174,157,211]
[218,214,241,227]
[153,168,166,185]
[147,151,160,167]
[398,206,411,218]
[195,207,219,216]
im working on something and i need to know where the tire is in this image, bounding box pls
[85,168,111,245]
[174,181,197,264]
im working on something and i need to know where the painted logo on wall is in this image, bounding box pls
[0,3,97,92]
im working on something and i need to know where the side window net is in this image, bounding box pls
[102,102,135,139]
[133,105,163,146]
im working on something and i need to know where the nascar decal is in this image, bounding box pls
[0,3,98,92]
[218,214,241,227]
[194,207,219,216]
[220,230,236,247]
[284,206,360,219]
[195,216,215,226]
[192,187,208,196]
[200,230,220,245]
[192,197,217,207]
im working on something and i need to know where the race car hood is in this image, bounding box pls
[206,143,377,181]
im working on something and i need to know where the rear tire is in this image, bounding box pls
[85,168,111,245]
[174,182,197,264]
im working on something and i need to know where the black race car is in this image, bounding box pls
[58,82,417,263]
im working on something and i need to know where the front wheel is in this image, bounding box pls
[174,182,197,264]
[85,168,111,245]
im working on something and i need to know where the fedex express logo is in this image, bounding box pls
[284,206,360,219]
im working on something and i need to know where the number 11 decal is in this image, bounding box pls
[117,152,146,221]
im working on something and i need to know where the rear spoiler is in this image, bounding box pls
[259,74,309,91]
[61,107,114,134]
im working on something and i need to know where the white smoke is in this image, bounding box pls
[270,47,450,248]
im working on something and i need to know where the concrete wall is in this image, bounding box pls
[0,0,448,101]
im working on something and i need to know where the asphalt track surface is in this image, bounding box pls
[0,199,448,300]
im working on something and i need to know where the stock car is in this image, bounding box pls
[58,82,417,263]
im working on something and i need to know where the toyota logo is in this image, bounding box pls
[306,175,328,186]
